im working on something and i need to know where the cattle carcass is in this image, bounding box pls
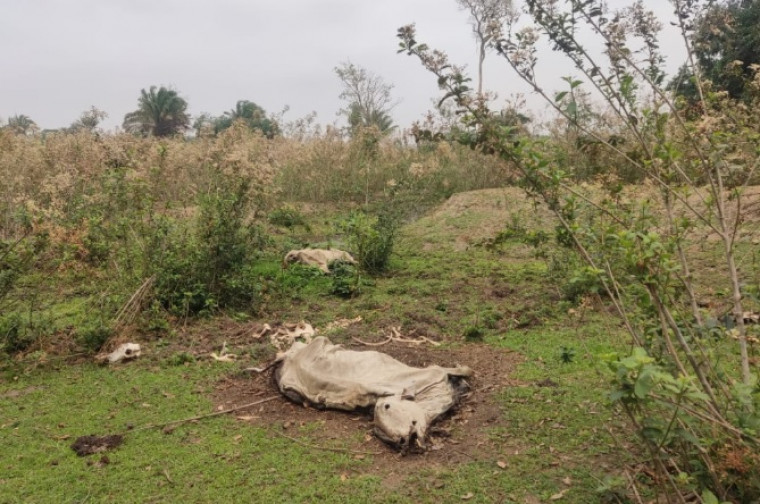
[283,248,357,273]
[274,336,472,450]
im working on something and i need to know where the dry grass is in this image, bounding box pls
[0,127,513,243]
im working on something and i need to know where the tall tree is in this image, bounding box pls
[5,115,38,136]
[192,113,215,138]
[670,0,760,103]
[335,62,396,135]
[213,100,278,137]
[122,86,190,137]
[456,0,513,96]
[69,106,108,133]
[347,102,394,133]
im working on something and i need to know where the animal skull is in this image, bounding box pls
[106,343,141,363]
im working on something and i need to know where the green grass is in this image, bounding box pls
[1,363,394,504]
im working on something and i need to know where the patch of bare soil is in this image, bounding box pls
[71,434,123,456]
[213,340,522,483]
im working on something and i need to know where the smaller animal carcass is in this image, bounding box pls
[273,336,472,451]
[283,248,357,274]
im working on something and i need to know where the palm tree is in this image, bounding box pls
[214,100,278,137]
[347,102,395,135]
[122,86,190,137]
[5,115,39,136]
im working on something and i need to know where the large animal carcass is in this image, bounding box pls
[283,248,356,273]
[273,337,472,450]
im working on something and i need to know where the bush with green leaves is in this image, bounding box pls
[338,211,398,275]
[399,1,760,500]
[75,323,112,353]
[268,206,310,231]
[329,260,362,298]
[0,310,55,356]
[149,176,265,316]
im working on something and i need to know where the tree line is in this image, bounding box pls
[1,61,399,139]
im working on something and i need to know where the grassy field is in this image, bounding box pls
[0,188,690,503]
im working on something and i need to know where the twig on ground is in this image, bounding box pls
[451,448,477,461]
[352,336,393,346]
[268,427,383,456]
[129,396,279,433]
[624,468,644,504]
[352,326,441,347]
[162,469,175,486]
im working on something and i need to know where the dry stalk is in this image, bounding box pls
[268,427,382,456]
[113,275,155,331]
[129,395,279,434]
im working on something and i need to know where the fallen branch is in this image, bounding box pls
[352,326,442,347]
[129,396,279,433]
[352,336,393,347]
[268,427,382,456]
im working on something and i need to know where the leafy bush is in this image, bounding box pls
[338,211,398,275]
[75,323,112,353]
[0,313,30,354]
[400,3,760,499]
[149,176,265,315]
[268,206,310,231]
[329,260,361,298]
[0,311,54,356]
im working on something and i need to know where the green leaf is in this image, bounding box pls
[634,369,654,398]
[609,389,627,402]
[640,426,663,442]
[701,490,719,504]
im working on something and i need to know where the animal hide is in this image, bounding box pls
[283,248,356,273]
[274,337,471,450]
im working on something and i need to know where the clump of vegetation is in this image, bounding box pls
[463,325,485,342]
[329,260,361,298]
[399,0,760,500]
[75,323,112,353]
[268,206,311,231]
[338,211,398,275]
[166,351,196,366]
[559,346,575,364]
[0,313,32,354]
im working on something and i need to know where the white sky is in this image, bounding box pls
[0,0,685,132]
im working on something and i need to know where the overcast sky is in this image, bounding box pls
[0,0,685,132]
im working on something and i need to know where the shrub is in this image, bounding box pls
[339,211,398,275]
[268,206,310,231]
[0,311,54,356]
[329,260,361,298]
[400,5,760,499]
[0,313,30,354]
[75,323,112,353]
[148,178,265,316]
